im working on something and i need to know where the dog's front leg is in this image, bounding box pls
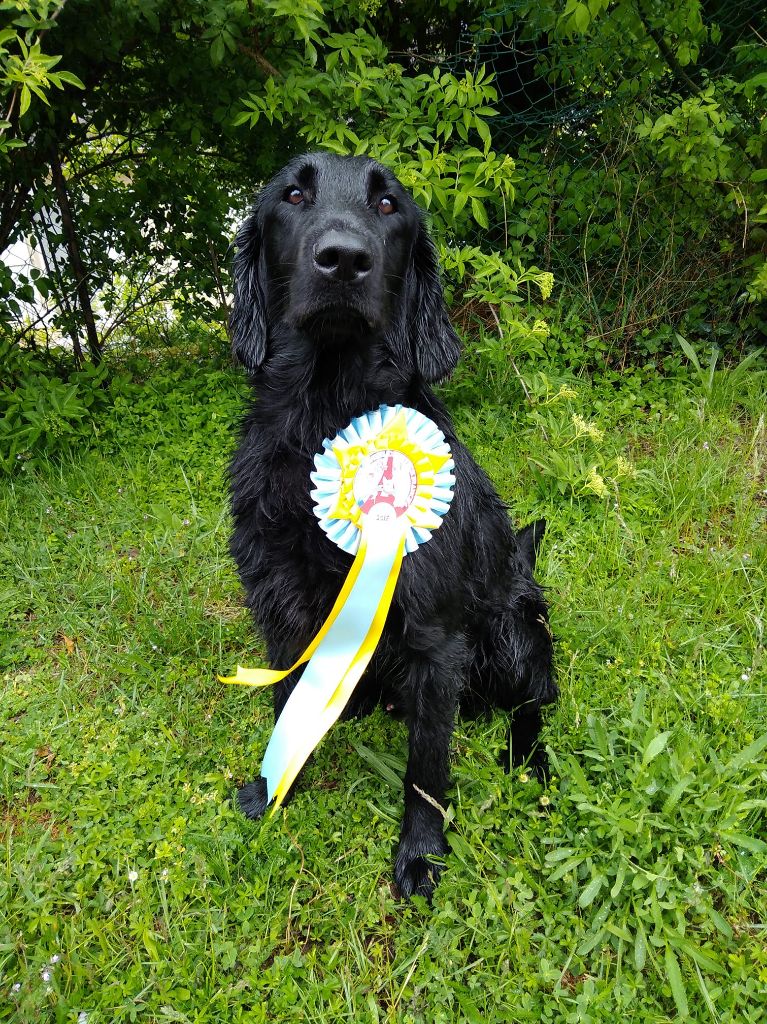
[394,636,464,900]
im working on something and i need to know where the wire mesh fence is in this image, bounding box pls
[444,1,765,355]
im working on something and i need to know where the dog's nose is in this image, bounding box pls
[313,231,373,283]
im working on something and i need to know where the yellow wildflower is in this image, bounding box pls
[584,466,609,498]
[615,455,636,478]
[536,272,555,300]
[572,414,604,442]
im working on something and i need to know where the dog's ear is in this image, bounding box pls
[516,519,547,571]
[407,222,461,383]
[230,209,268,371]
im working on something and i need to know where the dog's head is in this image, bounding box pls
[230,153,460,383]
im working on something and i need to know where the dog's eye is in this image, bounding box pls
[284,187,304,205]
[378,195,397,215]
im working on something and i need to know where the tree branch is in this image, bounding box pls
[50,145,103,365]
[637,9,702,98]
[236,41,282,80]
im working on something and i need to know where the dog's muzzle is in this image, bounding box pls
[312,229,373,284]
[287,227,385,335]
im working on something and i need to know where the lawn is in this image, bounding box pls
[1,349,765,1023]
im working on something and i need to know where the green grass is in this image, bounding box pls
[1,354,765,1023]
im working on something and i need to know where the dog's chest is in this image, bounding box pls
[248,441,340,568]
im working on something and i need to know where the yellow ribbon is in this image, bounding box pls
[218,527,370,690]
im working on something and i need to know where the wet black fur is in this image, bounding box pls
[228,153,556,899]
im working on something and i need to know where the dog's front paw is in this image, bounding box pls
[237,777,269,819]
[394,832,449,900]
[505,738,550,783]
[528,745,550,783]
[506,717,551,784]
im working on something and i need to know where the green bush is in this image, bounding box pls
[0,341,116,472]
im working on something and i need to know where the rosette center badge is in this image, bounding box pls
[354,449,416,521]
[221,405,455,810]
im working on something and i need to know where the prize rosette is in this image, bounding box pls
[220,405,454,811]
[311,404,455,555]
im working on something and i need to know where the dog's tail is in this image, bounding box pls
[515,519,547,572]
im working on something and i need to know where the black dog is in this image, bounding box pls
[228,153,556,898]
